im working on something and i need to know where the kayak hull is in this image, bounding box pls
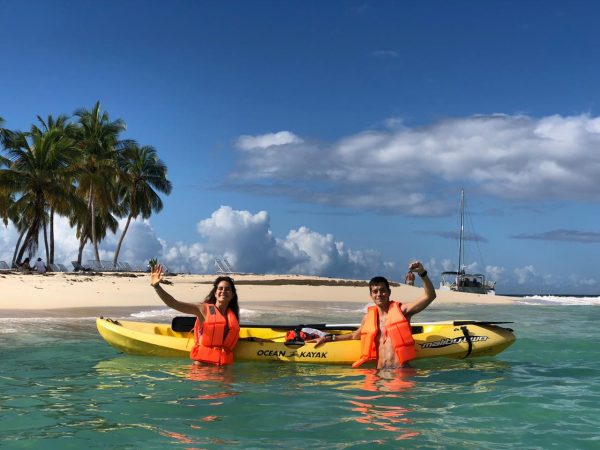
[96,318,515,364]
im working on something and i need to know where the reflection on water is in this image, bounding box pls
[92,354,515,445]
[349,368,420,440]
[358,367,418,392]
[93,356,430,445]
[187,365,238,403]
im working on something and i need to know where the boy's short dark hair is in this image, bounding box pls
[369,276,390,292]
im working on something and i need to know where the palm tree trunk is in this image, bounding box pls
[12,228,27,267]
[77,234,86,265]
[113,214,133,268]
[42,219,49,266]
[49,208,54,264]
[90,186,100,262]
[16,227,36,264]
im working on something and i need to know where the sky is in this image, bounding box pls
[1,1,600,295]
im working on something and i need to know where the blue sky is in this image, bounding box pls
[2,1,600,295]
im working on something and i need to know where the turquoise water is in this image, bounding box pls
[1,302,599,449]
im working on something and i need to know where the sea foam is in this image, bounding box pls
[519,295,600,306]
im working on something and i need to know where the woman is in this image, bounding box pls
[150,265,240,366]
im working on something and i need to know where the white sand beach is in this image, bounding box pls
[0,271,516,313]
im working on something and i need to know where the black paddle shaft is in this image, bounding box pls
[170,316,424,334]
[171,316,359,332]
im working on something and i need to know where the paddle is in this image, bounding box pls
[170,316,427,334]
[171,316,361,332]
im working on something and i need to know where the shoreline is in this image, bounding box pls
[1,271,517,317]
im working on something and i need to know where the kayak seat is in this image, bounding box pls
[172,316,196,332]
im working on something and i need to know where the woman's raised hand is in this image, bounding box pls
[150,264,163,288]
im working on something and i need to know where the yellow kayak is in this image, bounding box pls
[96,317,515,364]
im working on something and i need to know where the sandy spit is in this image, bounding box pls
[1,271,516,314]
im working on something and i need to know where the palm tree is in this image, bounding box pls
[31,115,81,264]
[1,125,26,268]
[112,143,172,267]
[0,185,14,227]
[0,116,12,169]
[0,116,14,226]
[71,206,119,267]
[0,126,78,265]
[0,130,34,265]
[72,101,126,261]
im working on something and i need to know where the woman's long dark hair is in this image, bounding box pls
[203,276,240,320]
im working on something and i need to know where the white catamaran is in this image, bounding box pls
[439,190,496,295]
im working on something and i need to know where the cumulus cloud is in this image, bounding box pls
[229,114,600,215]
[0,206,395,278]
[100,219,164,265]
[0,216,164,270]
[440,258,455,272]
[192,206,303,274]
[236,131,303,150]
[573,277,597,287]
[485,265,505,282]
[0,216,85,267]
[182,206,394,278]
[514,265,536,285]
[0,224,19,263]
[284,226,392,278]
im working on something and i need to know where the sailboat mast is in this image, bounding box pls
[458,189,465,277]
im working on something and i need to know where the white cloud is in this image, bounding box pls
[0,216,164,270]
[103,219,164,265]
[440,258,455,272]
[159,242,214,274]
[577,278,597,287]
[188,206,392,278]
[32,206,386,278]
[0,224,19,264]
[514,265,536,285]
[193,206,302,274]
[284,226,392,278]
[0,216,85,268]
[236,131,303,150]
[486,265,505,282]
[229,114,600,214]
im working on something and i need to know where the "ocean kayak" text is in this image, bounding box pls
[256,349,328,359]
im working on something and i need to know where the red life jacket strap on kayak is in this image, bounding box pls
[284,328,323,344]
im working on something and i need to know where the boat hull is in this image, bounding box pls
[96,318,515,364]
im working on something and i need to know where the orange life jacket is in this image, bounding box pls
[190,305,240,366]
[352,301,416,368]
